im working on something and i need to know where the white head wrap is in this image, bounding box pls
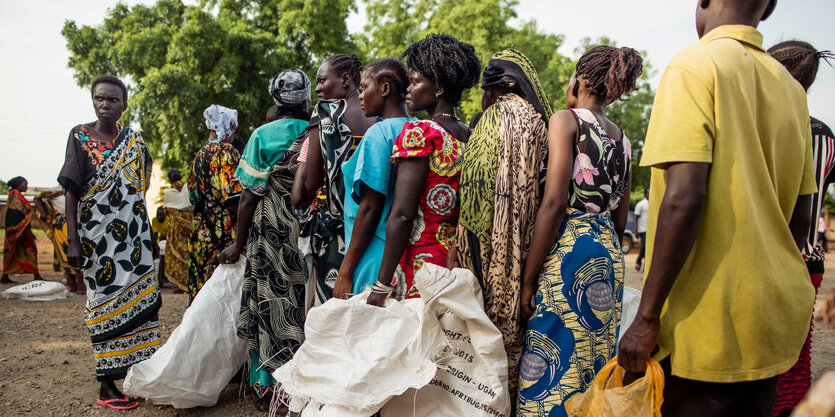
[203,104,238,143]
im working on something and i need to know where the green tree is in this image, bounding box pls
[63,0,356,171]
[0,179,7,194]
[358,0,573,118]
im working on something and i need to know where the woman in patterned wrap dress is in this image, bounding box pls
[60,76,160,410]
[219,69,311,413]
[455,49,553,398]
[517,45,642,416]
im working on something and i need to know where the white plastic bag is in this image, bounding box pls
[123,258,248,408]
[618,287,641,343]
[382,264,511,417]
[2,280,69,301]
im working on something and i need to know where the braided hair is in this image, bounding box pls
[575,46,643,104]
[324,54,364,88]
[768,41,834,91]
[401,34,481,105]
[365,58,409,100]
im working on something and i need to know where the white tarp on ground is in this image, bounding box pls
[276,264,511,417]
[123,258,247,409]
[2,280,69,301]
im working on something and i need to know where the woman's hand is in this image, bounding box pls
[218,244,242,265]
[520,282,537,321]
[366,291,388,307]
[445,242,459,269]
[67,239,83,269]
[332,269,354,300]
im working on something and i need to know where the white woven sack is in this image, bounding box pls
[382,264,511,417]
[123,258,247,408]
[2,280,69,301]
[274,288,446,416]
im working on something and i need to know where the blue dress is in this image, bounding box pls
[342,117,416,294]
[518,109,631,416]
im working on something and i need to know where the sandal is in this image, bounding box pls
[97,396,139,410]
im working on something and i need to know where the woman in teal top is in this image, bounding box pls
[334,58,416,298]
[218,69,310,413]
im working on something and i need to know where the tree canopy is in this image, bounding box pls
[63,0,654,195]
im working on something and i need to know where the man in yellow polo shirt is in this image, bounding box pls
[618,0,817,415]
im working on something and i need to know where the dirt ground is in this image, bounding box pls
[0,242,833,416]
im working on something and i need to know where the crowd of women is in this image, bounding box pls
[0,3,823,414]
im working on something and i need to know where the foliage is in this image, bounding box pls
[0,178,7,194]
[64,0,655,194]
[62,0,355,171]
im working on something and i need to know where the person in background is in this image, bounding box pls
[366,34,481,305]
[516,45,641,415]
[634,188,649,270]
[218,69,311,413]
[187,104,242,301]
[292,55,377,307]
[454,49,552,398]
[163,169,192,293]
[336,58,415,299]
[617,1,818,416]
[768,40,835,417]
[59,75,161,410]
[2,177,42,283]
[150,206,167,286]
[819,210,830,253]
[34,189,84,292]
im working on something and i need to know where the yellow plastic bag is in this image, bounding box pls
[564,357,664,417]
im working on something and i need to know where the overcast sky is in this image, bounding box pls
[1,0,833,186]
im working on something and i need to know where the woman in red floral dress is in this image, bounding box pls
[366,34,481,306]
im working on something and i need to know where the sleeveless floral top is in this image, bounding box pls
[568,108,632,213]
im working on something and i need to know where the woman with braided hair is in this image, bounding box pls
[768,40,834,417]
[292,54,377,306]
[517,45,642,415]
[365,34,480,306]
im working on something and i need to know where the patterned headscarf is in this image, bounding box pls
[481,49,553,121]
[269,69,311,107]
[203,104,238,143]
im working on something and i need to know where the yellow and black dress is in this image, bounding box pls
[58,124,161,382]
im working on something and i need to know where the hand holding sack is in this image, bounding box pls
[565,357,664,417]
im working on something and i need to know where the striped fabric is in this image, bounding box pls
[803,117,835,264]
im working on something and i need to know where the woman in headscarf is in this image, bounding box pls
[187,104,242,300]
[364,34,481,306]
[163,168,192,293]
[218,69,311,412]
[454,49,553,398]
[516,45,641,416]
[292,55,376,306]
[2,176,42,283]
[34,189,84,291]
[59,75,161,410]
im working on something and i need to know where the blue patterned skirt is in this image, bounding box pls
[517,208,624,416]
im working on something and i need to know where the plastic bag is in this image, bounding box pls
[123,258,248,408]
[382,264,511,417]
[618,287,641,343]
[564,357,664,417]
[2,280,69,301]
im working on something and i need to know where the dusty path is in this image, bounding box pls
[0,250,833,416]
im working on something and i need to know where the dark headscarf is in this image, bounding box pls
[481,49,553,121]
[7,176,26,191]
